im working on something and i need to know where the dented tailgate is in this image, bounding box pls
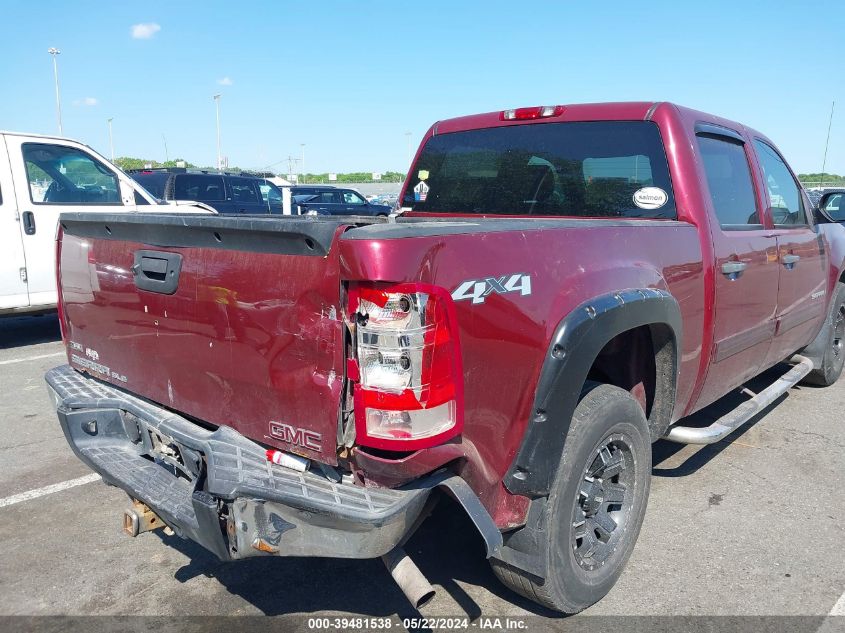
[57,213,352,464]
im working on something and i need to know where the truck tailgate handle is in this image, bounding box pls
[22,211,36,235]
[720,261,747,280]
[133,250,182,294]
[782,254,800,269]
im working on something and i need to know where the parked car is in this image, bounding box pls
[46,102,845,615]
[0,131,211,316]
[129,168,285,215]
[291,185,392,216]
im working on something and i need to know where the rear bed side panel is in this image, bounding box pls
[340,220,704,524]
[58,218,349,464]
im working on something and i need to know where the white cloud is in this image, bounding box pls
[72,97,98,106]
[217,77,233,86]
[131,22,161,39]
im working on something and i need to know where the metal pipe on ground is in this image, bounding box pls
[382,546,436,610]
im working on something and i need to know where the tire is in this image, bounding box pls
[804,282,845,387]
[491,383,652,613]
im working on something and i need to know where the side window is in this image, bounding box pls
[753,140,805,226]
[696,135,760,229]
[259,182,282,204]
[317,191,342,204]
[230,178,260,203]
[23,143,120,205]
[343,191,366,205]
[173,174,225,201]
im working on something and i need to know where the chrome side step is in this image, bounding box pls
[664,354,813,445]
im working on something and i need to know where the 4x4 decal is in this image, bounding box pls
[452,274,532,305]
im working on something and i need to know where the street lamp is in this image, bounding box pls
[48,48,63,135]
[213,94,222,170]
[107,118,114,162]
[300,143,305,183]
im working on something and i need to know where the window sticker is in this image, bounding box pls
[632,187,668,210]
[413,181,430,202]
[418,169,429,181]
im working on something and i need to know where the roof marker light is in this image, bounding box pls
[501,105,565,121]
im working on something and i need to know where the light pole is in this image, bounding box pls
[48,48,63,135]
[213,94,222,170]
[107,118,114,162]
[300,144,306,183]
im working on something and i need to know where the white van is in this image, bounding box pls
[0,131,212,315]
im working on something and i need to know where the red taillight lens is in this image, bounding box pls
[500,105,564,121]
[348,282,463,450]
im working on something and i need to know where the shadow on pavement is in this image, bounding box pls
[0,312,60,349]
[161,496,560,621]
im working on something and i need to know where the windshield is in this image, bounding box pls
[402,121,676,219]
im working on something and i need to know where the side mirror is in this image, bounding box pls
[817,192,845,224]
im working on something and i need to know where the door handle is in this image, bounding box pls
[782,254,800,269]
[133,250,182,295]
[22,211,36,235]
[721,261,747,280]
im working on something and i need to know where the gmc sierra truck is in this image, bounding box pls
[46,102,845,614]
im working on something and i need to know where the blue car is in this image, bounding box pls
[291,186,392,216]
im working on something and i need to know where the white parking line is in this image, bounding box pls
[0,473,101,509]
[831,591,845,616]
[0,351,65,366]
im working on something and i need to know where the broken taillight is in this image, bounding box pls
[347,283,463,450]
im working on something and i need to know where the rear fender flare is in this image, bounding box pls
[504,288,682,498]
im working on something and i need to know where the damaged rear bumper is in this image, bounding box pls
[45,364,437,561]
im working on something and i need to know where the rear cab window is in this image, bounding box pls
[402,121,676,219]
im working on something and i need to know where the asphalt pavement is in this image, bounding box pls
[1,313,843,631]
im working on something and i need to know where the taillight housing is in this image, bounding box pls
[347,282,463,450]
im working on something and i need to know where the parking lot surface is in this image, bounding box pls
[1,314,843,629]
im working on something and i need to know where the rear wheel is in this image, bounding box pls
[804,282,845,386]
[491,383,651,613]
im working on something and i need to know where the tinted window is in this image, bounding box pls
[754,140,805,226]
[131,172,169,199]
[402,121,675,218]
[23,143,120,205]
[173,174,225,201]
[343,191,366,205]
[315,191,342,204]
[229,178,259,203]
[697,135,760,228]
[259,181,282,204]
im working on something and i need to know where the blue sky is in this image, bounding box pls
[1,0,842,175]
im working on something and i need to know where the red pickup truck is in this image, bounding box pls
[47,102,845,614]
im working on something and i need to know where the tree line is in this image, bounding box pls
[113,157,406,182]
[113,156,842,187]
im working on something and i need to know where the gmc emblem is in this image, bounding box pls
[268,422,322,451]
